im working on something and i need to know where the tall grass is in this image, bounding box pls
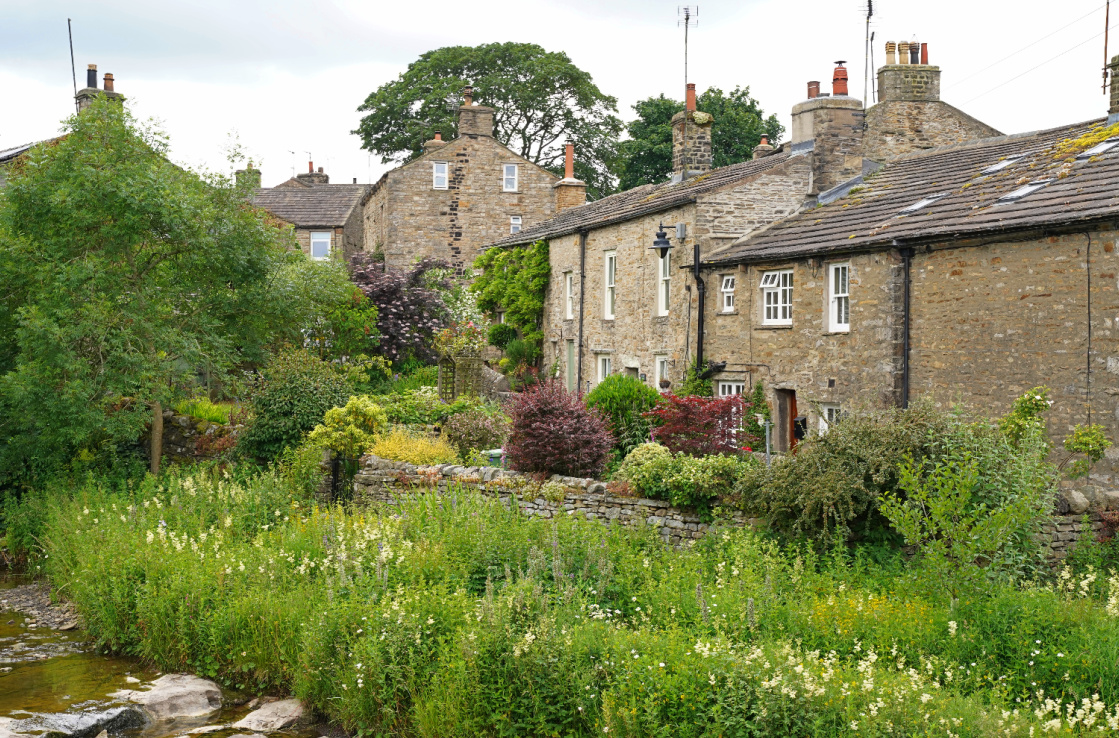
[22,469,1119,735]
[173,397,234,424]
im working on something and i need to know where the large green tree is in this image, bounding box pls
[354,42,623,199]
[616,86,785,191]
[0,97,353,483]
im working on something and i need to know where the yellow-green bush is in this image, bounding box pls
[370,429,457,466]
[306,396,388,458]
[173,397,234,424]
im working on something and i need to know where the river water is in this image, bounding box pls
[0,575,319,738]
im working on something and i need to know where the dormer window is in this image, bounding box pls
[503,164,519,192]
[432,162,448,190]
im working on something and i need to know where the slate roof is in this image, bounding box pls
[487,148,796,249]
[711,118,1119,265]
[251,182,369,228]
[0,142,39,164]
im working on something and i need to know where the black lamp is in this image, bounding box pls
[650,224,673,259]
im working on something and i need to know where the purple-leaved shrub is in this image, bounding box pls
[504,379,614,478]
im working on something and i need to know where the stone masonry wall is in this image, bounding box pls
[146,411,241,464]
[910,230,1119,483]
[877,65,941,103]
[364,135,558,271]
[864,100,1002,162]
[352,454,751,547]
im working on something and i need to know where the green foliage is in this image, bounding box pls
[305,287,381,365]
[612,442,672,490]
[305,396,388,459]
[881,455,1049,605]
[237,348,354,461]
[471,239,549,349]
[16,466,1119,735]
[616,87,785,191]
[441,406,511,460]
[502,339,540,371]
[741,382,771,442]
[1062,423,1112,479]
[677,358,713,397]
[354,42,623,199]
[487,323,517,351]
[0,97,319,482]
[432,321,486,358]
[585,374,662,459]
[613,443,750,520]
[998,385,1051,449]
[173,398,234,425]
[369,387,489,426]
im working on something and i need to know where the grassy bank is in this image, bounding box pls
[13,468,1119,736]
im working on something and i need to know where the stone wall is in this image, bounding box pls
[352,454,751,547]
[864,100,1002,162]
[363,132,558,271]
[149,411,241,464]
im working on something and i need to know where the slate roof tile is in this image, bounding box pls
[251,183,368,227]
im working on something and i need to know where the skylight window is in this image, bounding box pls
[997,179,1052,203]
[981,156,1024,174]
[1076,137,1119,160]
[898,192,950,214]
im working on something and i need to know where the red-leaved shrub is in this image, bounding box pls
[504,379,614,478]
[644,394,756,457]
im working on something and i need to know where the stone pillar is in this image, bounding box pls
[671,110,713,181]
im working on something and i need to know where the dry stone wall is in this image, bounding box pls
[352,454,752,547]
[149,411,241,464]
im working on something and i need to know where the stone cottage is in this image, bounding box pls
[251,163,369,260]
[485,49,1000,397]
[702,58,1119,488]
[362,86,578,271]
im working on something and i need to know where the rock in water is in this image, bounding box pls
[231,699,304,732]
[112,674,222,720]
[31,707,145,738]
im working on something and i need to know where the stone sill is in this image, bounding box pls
[753,324,793,331]
[716,311,739,317]
[823,330,850,336]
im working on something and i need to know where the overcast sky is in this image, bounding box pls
[2,0,1115,188]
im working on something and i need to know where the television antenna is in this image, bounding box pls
[863,0,874,107]
[67,18,78,114]
[1104,0,1111,94]
[678,6,699,88]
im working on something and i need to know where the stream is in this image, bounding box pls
[0,576,322,738]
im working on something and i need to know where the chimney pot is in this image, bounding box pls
[353,177,357,184]
[832,61,849,96]
[564,142,575,179]
[86,64,98,89]
[434,130,442,141]
[103,73,114,92]
[885,41,897,65]
[898,41,909,64]
[463,85,473,106]
[685,83,697,111]
[308,161,314,173]
[318,166,323,173]
[760,134,768,145]
[909,39,920,64]
[807,81,820,99]
[920,42,929,65]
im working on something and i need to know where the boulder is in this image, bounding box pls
[0,718,28,738]
[1065,490,1091,515]
[1103,490,1119,512]
[34,707,145,738]
[112,674,222,721]
[230,699,304,732]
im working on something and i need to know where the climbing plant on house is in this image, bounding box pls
[471,239,549,352]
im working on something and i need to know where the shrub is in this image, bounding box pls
[677,358,713,397]
[173,397,233,424]
[238,348,354,460]
[487,323,517,350]
[370,387,488,426]
[614,443,751,519]
[644,394,754,457]
[585,374,662,460]
[349,255,451,363]
[305,396,388,459]
[370,429,458,466]
[741,382,771,442]
[442,407,511,460]
[505,379,614,478]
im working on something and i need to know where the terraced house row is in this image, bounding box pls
[486,42,1119,487]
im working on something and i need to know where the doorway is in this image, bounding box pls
[774,389,798,453]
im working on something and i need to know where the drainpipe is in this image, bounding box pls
[576,230,587,396]
[896,240,915,409]
[693,240,706,369]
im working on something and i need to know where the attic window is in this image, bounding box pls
[981,156,1024,174]
[1076,137,1119,160]
[898,192,950,214]
[997,179,1052,203]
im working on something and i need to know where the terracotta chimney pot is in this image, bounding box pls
[807,81,820,99]
[103,73,114,92]
[434,131,442,141]
[685,83,697,111]
[832,61,849,96]
[920,43,929,65]
[463,85,474,106]
[564,142,575,179]
[898,41,909,64]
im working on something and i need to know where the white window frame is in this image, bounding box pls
[759,269,793,326]
[432,161,448,190]
[597,355,612,383]
[718,381,746,397]
[604,251,617,319]
[657,252,671,316]
[510,215,522,234]
[564,272,574,321]
[503,164,519,192]
[828,263,850,333]
[655,356,669,390]
[720,274,736,313]
[819,404,843,434]
[309,231,331,261]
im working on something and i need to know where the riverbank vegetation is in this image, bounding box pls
[4,461,1119,736]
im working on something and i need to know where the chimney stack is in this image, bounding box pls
[235,160,262,189]
[877,38,941,102]
[807,81,820,99]
[752,133,776,159]
[457,85,494,137]
[1109,54,1119,123]
[424,130,448,152]
[76,63,124,111]
[832,61,849,96]
[297,163,330,185]
[553,141,587,212]
[671,82,713,181]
